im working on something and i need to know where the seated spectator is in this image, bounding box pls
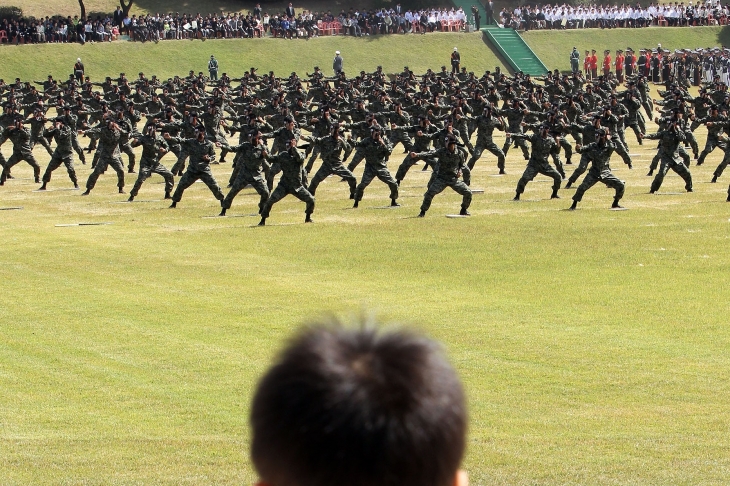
[250,321,468,486]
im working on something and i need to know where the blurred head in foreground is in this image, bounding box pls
[250,320,468,486]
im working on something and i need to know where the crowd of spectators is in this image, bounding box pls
[0,3,471,45]
[500,0,729,30]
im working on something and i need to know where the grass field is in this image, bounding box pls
[0,33,506,84]
[3,33,730,485]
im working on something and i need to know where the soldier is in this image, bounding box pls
[394,115,439,185]
[220,130,270,216]
[0,117,41,185]
[81,119,127,195]
[569,128,626,210]
[696,105,727,166]
[710,134,730,184]
[644,121,693,194]
[60,105,87,165]
[304,123,357,199]
[208,55,219,81]
[164,127,225,208]
[411,135,472,217]
[127,124,174,202]
[353,126,399,208]
[26,109,55,157]
[38,118,79,191]
[466,106,506,173]
[261,116,302,191]
[565,115,628,189]
[259,138,315,225]
[570,47,580,74]
[509,124,562,200]
[499,99,534,162]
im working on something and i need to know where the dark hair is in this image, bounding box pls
[250,322,467,486]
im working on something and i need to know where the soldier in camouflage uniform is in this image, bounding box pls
[304,124,357,198]
[467,106,506,174]
[353,126,399,208]
[644,121,693,194]
[412,135,472,217]
[164,128,225,208]
[0,118,41,185]
[81,119,127,195]
[220,131,270,216]
[304,107,339,173]
[498,99,533,162]
[569,128,626,210]
[566,115,632,188]
[394,116,439,185]
[38,118,79,190]
[696,106,727,167]
[259,138,315,225]
[385,102,414,154]
[27,109,55,157]
[262,116,302,191]
[510,124,562,200]
[127,124,174,202]
[60,106,87,165]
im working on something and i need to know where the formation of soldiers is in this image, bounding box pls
[2,63,730,224]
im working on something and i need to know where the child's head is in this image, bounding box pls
[250,321,467,486]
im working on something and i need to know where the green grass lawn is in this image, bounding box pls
[525,25,730,72]
[2,36,730,485]
[0,32,505,83]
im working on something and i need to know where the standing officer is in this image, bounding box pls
[333,51,343,75]
[451,47,461,74]
[208,55,219,81]
[570,47,580,74]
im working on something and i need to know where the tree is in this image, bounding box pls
[120,0,134,18]
[78,0,86,20]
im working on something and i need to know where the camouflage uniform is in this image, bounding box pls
[572,141,625,204]
[169,136,225,204]
[221,141,270,213]
[260,147,315,220]
[414,146,471,214]
[40,125,78,188]
[511,132,562,198]
[467,113,506,172]
[84,126,126,192]
[306,135,357,197]
[353,136,398,204]
[645,129,693,193]
[129,134,174,198]
[0,126,41,184]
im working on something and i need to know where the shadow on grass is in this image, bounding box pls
[716,25,730,47]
